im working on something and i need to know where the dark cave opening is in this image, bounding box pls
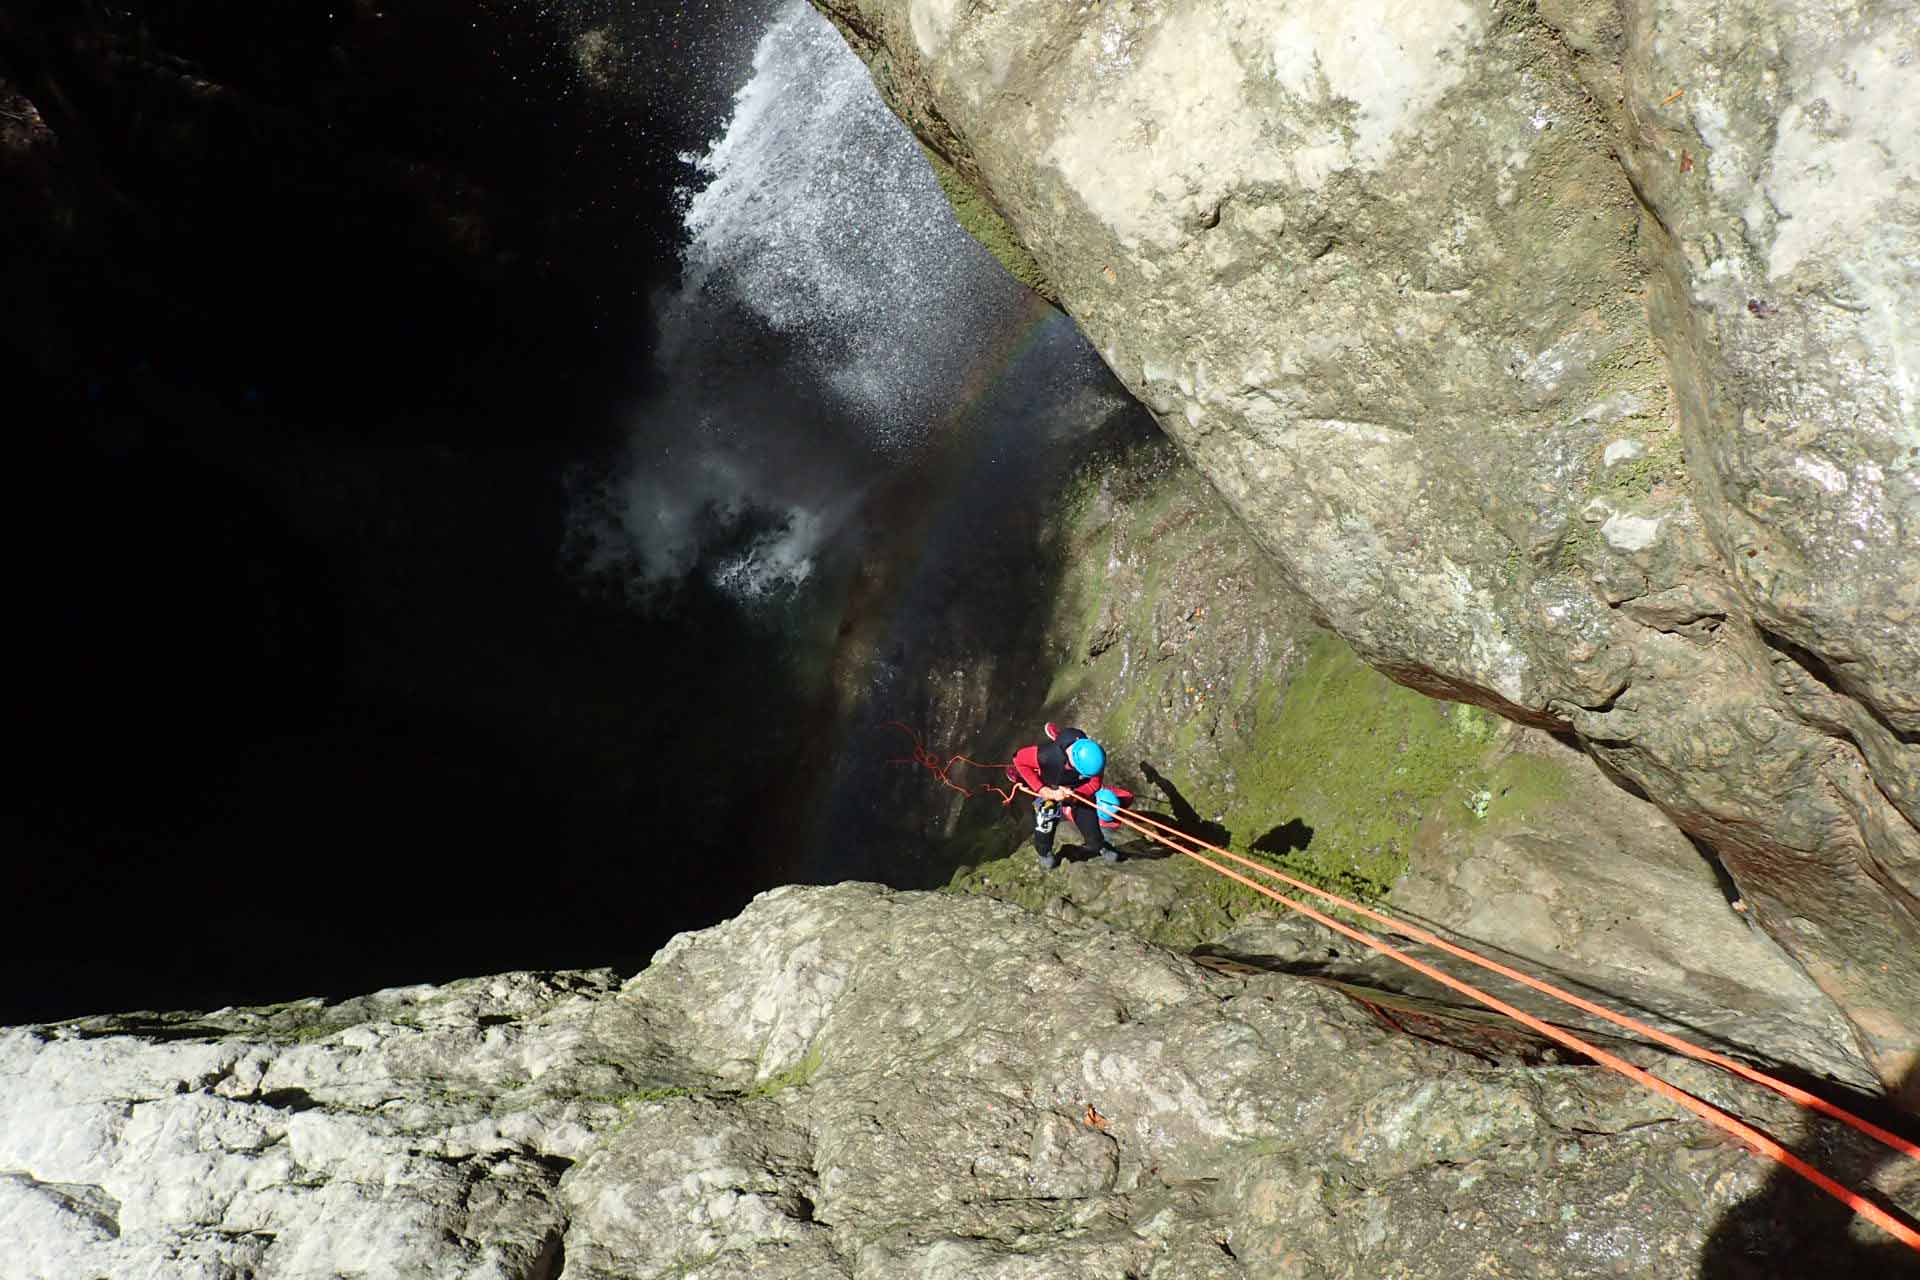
[2,0,1110,1024]
[1,0,829,1022]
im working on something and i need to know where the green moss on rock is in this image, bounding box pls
[1478,749,1570,822]
[941,433,1514,943]
[919,144,1059,305]
[1597,428,1687,498]
[1195,635,1501,915]
[746,1044,824,1098]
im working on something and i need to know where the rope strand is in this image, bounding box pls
[1066,792,1920,1253]
[882,722,1919,1250]
[1112,800,1920,1164]
[882,722,1018,802]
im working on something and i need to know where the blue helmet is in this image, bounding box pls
[1093,788,1121,820]
[1066,737,1105,777]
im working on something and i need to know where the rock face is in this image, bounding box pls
[7,883,1917,1278]
[1394,729,1874,1090]
[961,725,1876,1092]
[936,427,1871,1088]
[807,0,1920,1094]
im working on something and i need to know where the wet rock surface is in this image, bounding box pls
[809,0,1920,1094]
[10,883,1915,1278]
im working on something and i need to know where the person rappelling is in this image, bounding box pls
[1008,723,1129,868]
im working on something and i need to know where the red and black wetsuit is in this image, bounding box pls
[1011,728,1107,860]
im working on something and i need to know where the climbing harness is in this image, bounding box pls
[1033,797,1058,834]
[883,723,1920,1254]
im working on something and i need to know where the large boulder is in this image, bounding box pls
[808,0,1920,1096]
[6,883,1915,1276]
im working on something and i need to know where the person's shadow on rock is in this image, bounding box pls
[1136,760,1232,853]
[1251,817,1313,857]
[1696,1062,1920,1277]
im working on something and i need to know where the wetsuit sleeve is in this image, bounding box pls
[1012,746,1043,793]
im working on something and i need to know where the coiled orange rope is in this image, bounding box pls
[883,722,1020,803]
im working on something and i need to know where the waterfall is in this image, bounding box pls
[558,0,1148,889]
[565,0,1027,604]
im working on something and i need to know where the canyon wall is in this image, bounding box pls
[810,0,1920,1096]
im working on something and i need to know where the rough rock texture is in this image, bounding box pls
[6,883,1918,1277]
[808,0,1920,1094]
[939,429,1871,1088]
[1393,728,1874,1089]
[959,725,1876,1093]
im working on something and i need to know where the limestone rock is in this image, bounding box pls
[6,884,1917,1276]
[1392,729,1874,1090]
[0,970,618,1280]
[808,0,1920,1093]
[941,438,1867,1088]
[958,727,1877,1092]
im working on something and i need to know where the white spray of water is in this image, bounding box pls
[569,0,1025,604]
[676,3,1014,441]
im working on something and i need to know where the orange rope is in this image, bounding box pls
[1010,782,1920,1254]
[1112,802,1920,1166]
[896,725,1918,1163]
[882,722,1019,803]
